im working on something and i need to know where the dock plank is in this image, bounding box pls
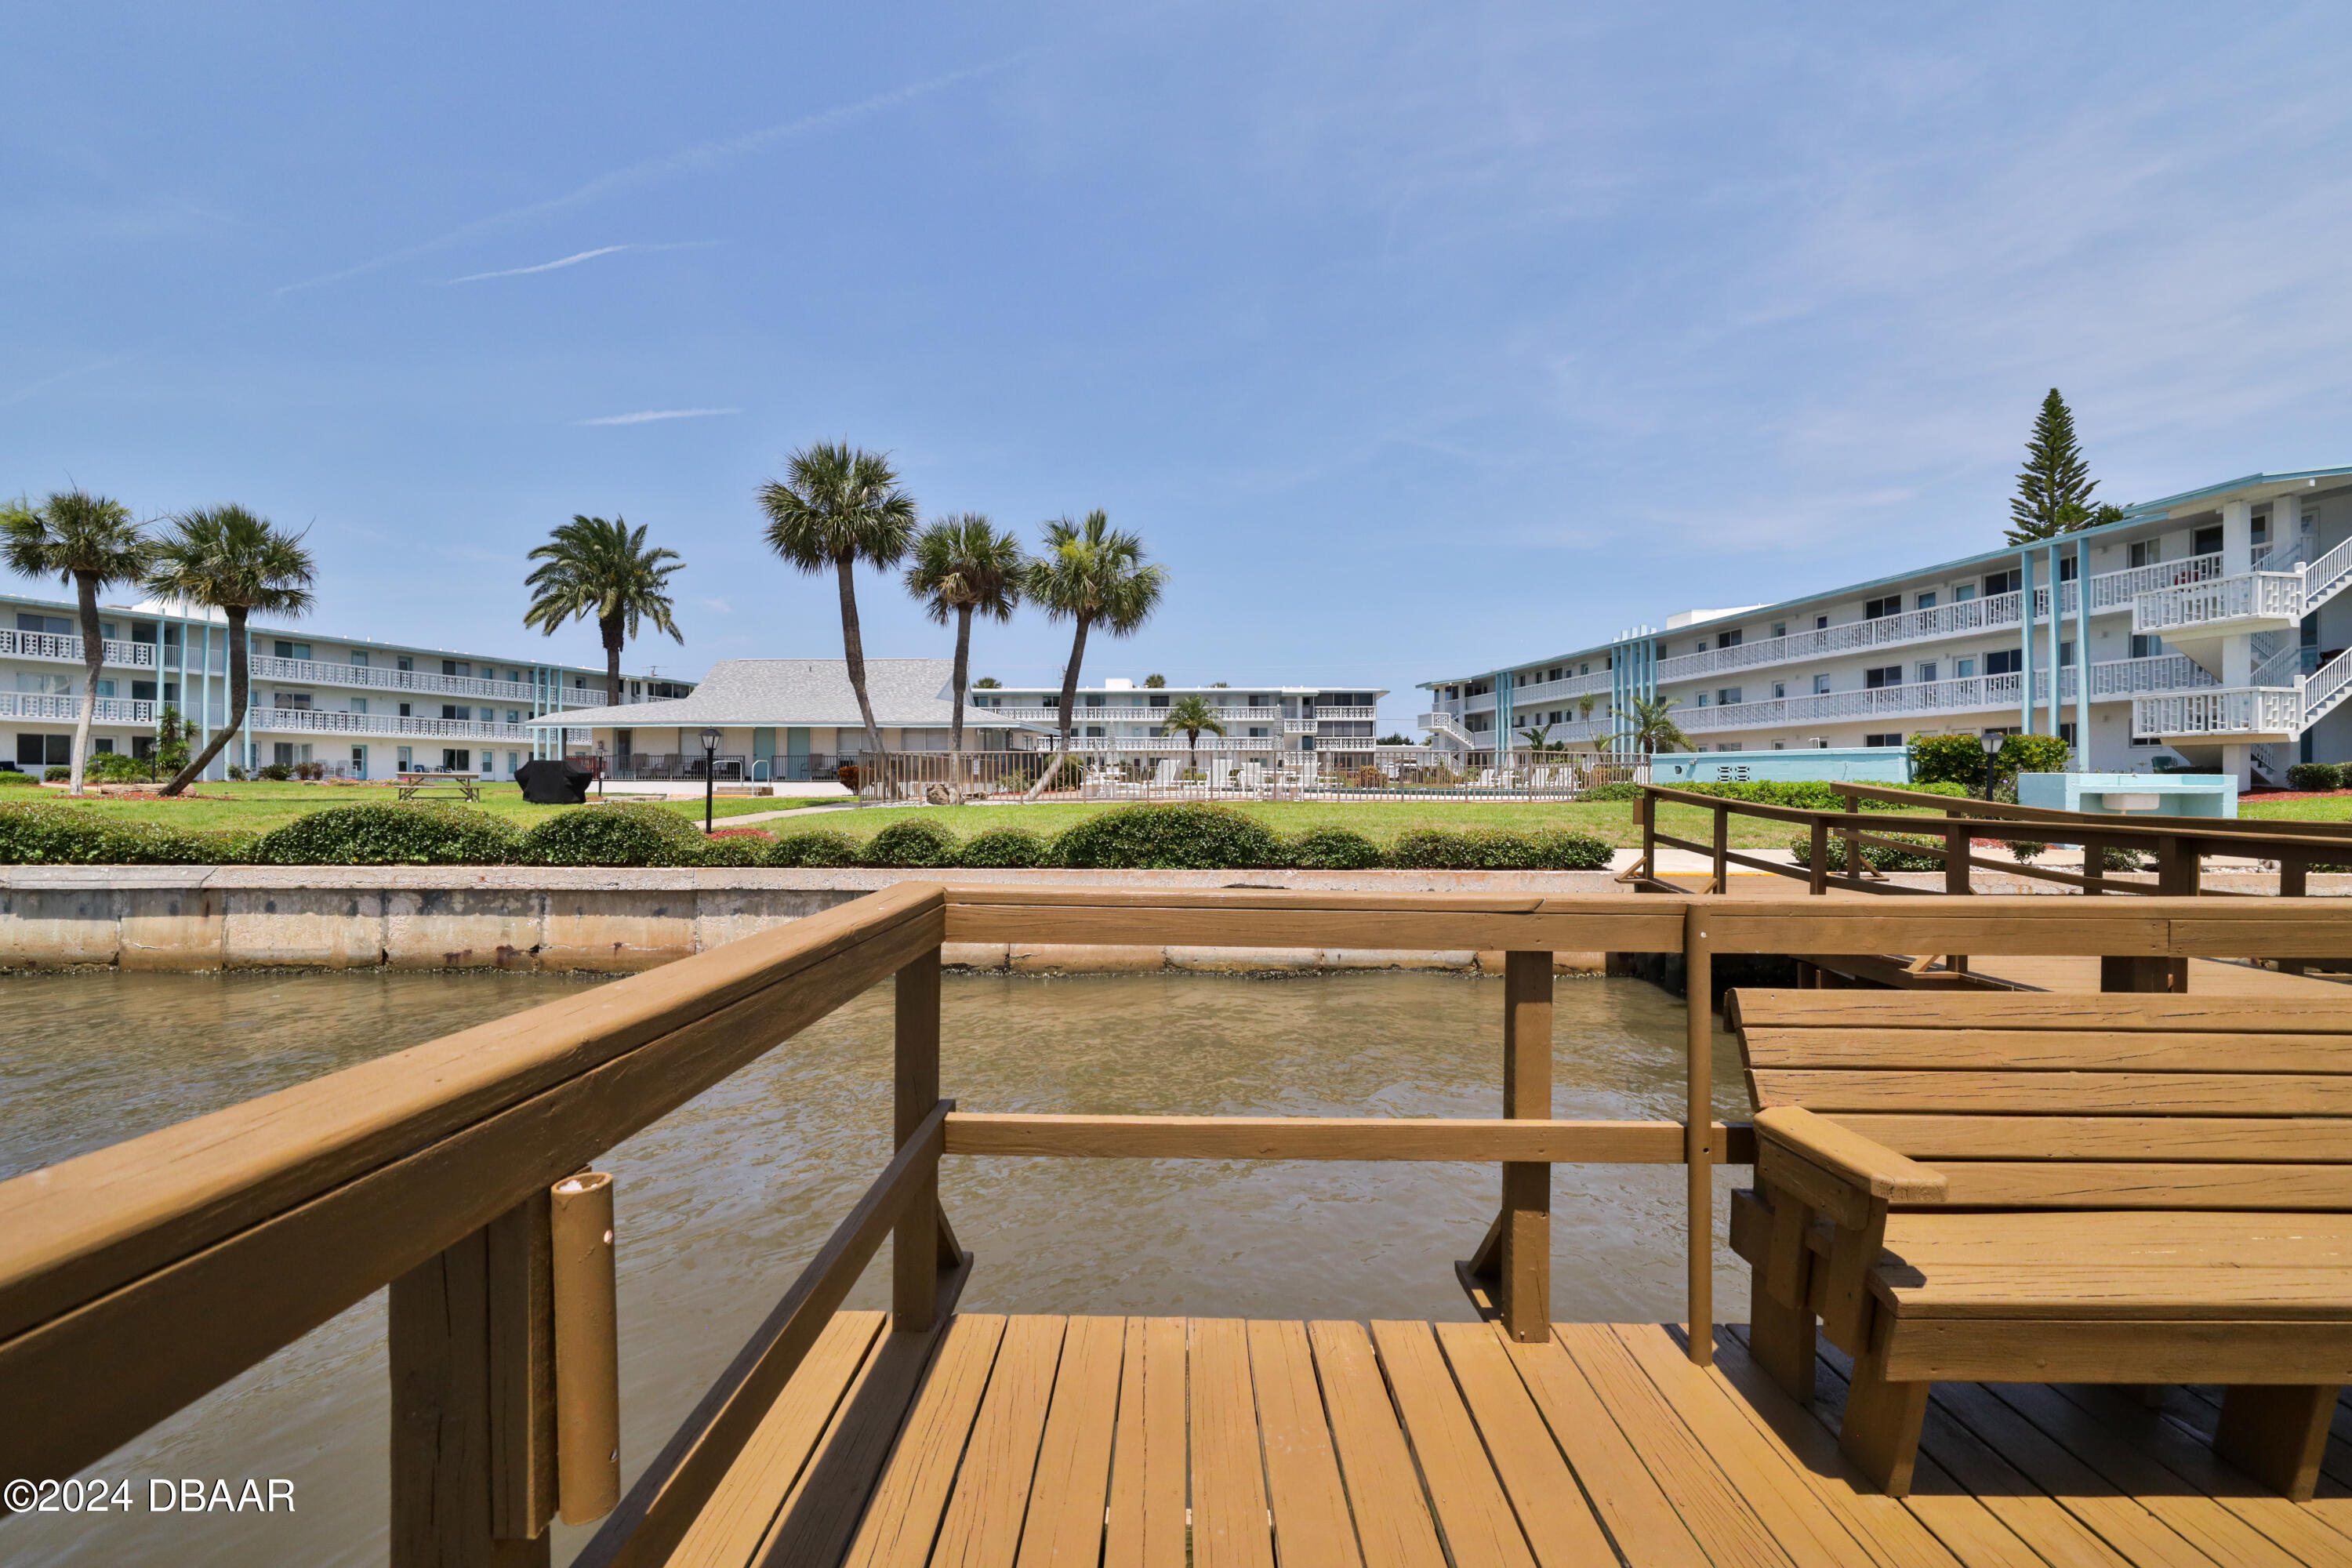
[1015,1316,1125,1568]
[761,1321,956,1568]
[930,1315,1066,1568]
[1371,1319,1537,1568]
[1247,1319,1363,1568]
[1552,1322,1794,1568]
[1104,1317,1186,1568]
[1502,1327,1711,1568]
[1431,1322,1615,1568]
[1308,1320,1448,1568]
[1189,1317,1276,1568]
[843,1314,1007,1568]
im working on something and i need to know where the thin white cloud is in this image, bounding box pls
[446,240,717,284]
[278,57,1022,296]
[573,408,741,426]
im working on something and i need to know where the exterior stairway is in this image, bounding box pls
[1417,710,1475,754]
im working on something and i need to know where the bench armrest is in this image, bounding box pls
[1755,1106,1947,1206]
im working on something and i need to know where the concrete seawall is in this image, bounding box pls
[0,864,2332,974]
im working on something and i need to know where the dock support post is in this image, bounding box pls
[390,1196,556,1568]
[1684,906,1715,1365]
[550,1174,619,1525]
[894,942,945,1332]
[1498,950,1552,1341]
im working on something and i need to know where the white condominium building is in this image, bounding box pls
[0,586,682,781]
[966,679,1387,768]
[1418,466,2352,787]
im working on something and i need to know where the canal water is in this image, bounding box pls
[0,968,1751,1567]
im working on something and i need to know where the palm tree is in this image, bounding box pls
[1022,511,1167,793]
[1608,695,1693,757]
[143,506,315,795]
[1519,722,1566,753]
[758,443,918,756]
[1162,692,1225,779]
[523,515,685,706]
[2,492,151,795]
[904,514,1024,763]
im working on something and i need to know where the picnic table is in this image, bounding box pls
[394,771,482,803]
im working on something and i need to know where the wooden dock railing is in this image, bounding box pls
[2,887,2347,1563]
[1635,782,2352,901]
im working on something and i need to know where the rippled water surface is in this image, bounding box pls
[0,967,1751,1566]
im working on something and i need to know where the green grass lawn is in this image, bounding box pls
[0,779,822,833]
[780,798,1794,851]
[2241,795,2352,825]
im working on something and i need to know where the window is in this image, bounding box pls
[131,620,158,644]
[132,681,155,701]
[1953,656,1976,678]
[132,736,154,760]
[2130,735,2163,748]
[162,623,180,647]
[1984,570,2020,596]
[2193,524,2223,557]
[1083,724,1105,737]
[1716,630,1742,649]
[16,672,74,695]
[94,680,115,698]
[439,704,469,720]
[1863,734,1902,748]
[1814,615,1829,630]
[273,692,311,710]
[2057,556,2078,582]
[1986,649,2024,676]
[2130,634,2165,659]
[1716,742,1743,752]
[397,655,414,672]
[16,613,71,635]
[1548,666,1563,682]
[1693,691,1709,707]
[1083,695,1105,708]
[1954,583,1976,602]
[1042,695,1058,708]
[1812,674,1830,695]
[1864,666,1902,688]
[1149,694,1169,709]
[1915,592,1937,611]
[350,698,368,714]
[506,710,521,724]
[16,735,71,766]
[93,739,114,753]
[1716,687,1741,706]
[1770,622,1786,639]
[2129,539,2161,568]
[1917,662,1937,684]
[163,682,178,702]
[351,746,367,777]
[2058,641,2074,668]
[397,702,412,717]
[442,749,471,771]
[1770,681,1786,699]
[2058,723,2077,746]
[1864,596,1902,619]
[1578,662,1590,676]
[444,660,470,677]
[274,641,311,660]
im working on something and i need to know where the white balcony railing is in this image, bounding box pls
[0,628,159,668]
[1417,711,1475,750]
[1498,670,1613,704]
[2132,688,2302,739]
[1653,593,2029,686]
[2302,649,2352,728]
[2132,572,2303,635]
[979,704,1294,725]
[245,707,535,742]
[242,655,604,706]
[1307,706,1381,721]
[0,692,156,724]
[2085,655,2221,698]
[1678,671,2039,734]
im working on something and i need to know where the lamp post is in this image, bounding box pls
[699,727,720,833]
[594,740,607,800]
[1979,731,2004,801]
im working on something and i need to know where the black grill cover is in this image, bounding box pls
[515,758,593,804]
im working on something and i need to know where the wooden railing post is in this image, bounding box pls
[1639,788,1657,884]
[1710,804,1730,894]
[391,1195,555,1568]
[1808,819,1828,896]
[893,943,945,1331]
[1684,906,1715,1364]
[1497,951,1553,1342]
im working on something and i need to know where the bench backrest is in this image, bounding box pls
[1726,989,2352,1211]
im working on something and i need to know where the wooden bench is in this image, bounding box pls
[1724,987,2352,1502]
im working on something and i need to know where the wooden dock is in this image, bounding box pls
[662,1311,2352,1567]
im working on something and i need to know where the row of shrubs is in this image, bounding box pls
[1788,829,2151,873]
[2288,762,2350,793]
[0,801,1619,872]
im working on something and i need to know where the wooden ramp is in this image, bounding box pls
[656,1313,2352,1567]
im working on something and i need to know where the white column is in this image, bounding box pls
[2220,499,2255,575]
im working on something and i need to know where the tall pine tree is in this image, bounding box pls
[2005,387,2125,543]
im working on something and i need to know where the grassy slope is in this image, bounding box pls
[0,780,818,833]
[774,799,1794,850]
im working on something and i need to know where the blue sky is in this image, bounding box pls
[9,3,2352,723]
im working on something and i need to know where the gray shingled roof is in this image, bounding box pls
[528,659,1033,730]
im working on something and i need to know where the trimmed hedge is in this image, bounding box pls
[0,802,259,865]
[0,770,38,786]
[1577,782,1642,802]
[1385,827,1612,870]
[766,827,863,867]
[1051,804,1287,870]
[516,803,719,868]
[2288,762,2343,792]
[864,818,960,868]
[254,803,522,866]
[1285,826,1383,869]
[954,826,1049,868]
[1787,830,1946,873]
